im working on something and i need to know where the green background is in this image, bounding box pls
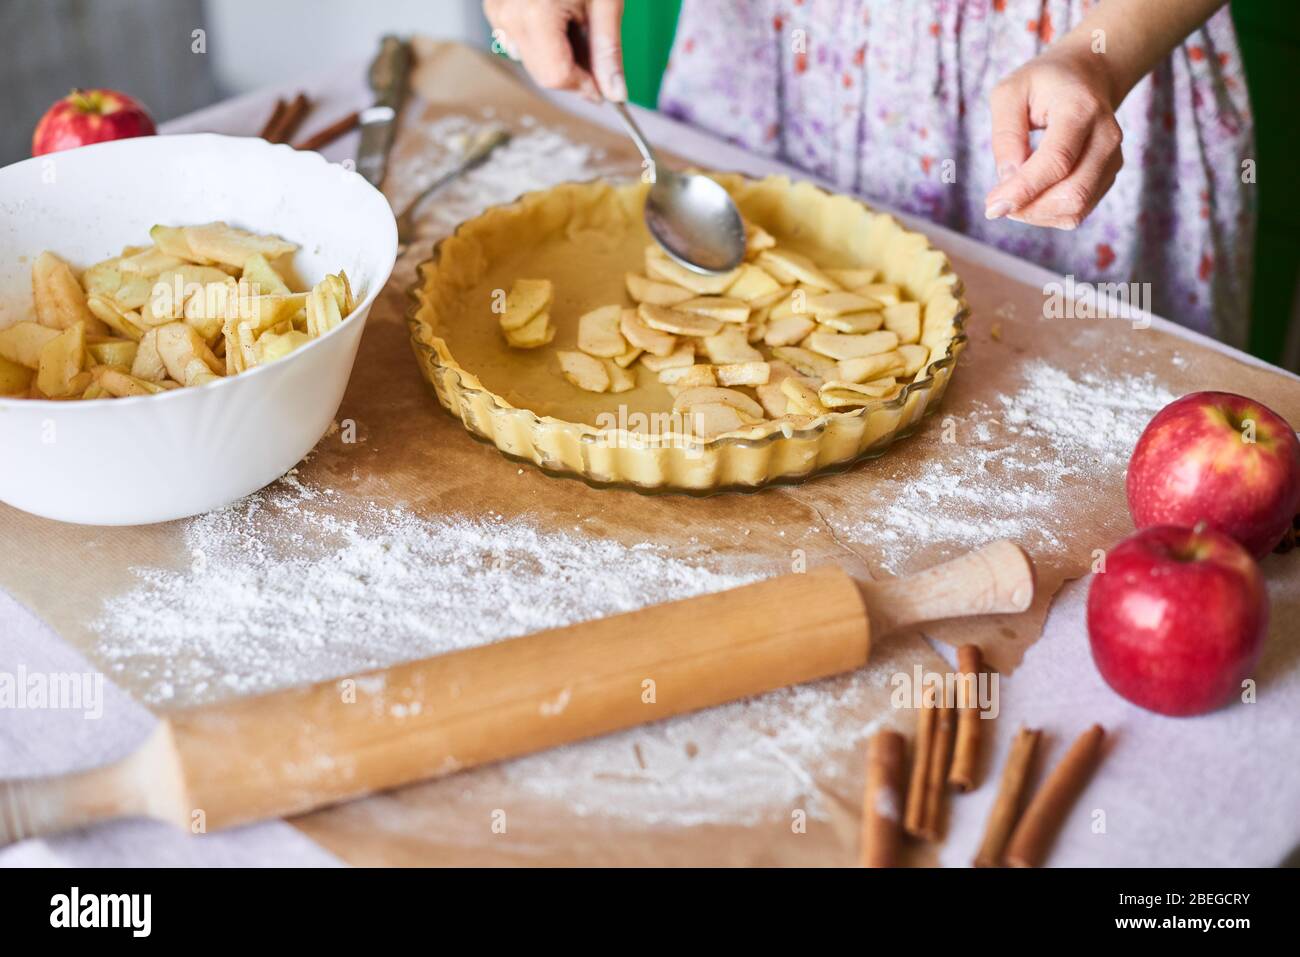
[617,0,1294,364]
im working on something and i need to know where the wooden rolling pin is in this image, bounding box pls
[0,540,1033,844]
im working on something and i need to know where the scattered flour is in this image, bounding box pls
[835,360,1177,569]
[390,112,621,242]
[91,477,893,826]
[93,480,756,706]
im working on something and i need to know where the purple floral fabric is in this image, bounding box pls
[659,0,1256,347]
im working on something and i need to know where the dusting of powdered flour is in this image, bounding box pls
[389,112,622,243]
[836,358,1176,570]
[92,479,756,706]
[90,476,896,826]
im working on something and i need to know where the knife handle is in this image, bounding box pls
[368,35,411,108]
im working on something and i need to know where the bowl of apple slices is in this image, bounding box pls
[0,133,397,525]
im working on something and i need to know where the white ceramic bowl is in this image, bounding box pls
[0,134,397,525]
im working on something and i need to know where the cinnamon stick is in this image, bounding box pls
[921,699,955,839]
[265,93,310,144]
[902,696,935,838]
[1004,724,1105,868]
[973,726,1040,867]
[859,729,905,867]
[258,98,287,140]
[948,644,984,791]
[295,111,361,152]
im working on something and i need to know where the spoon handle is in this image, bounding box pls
[611,101,658,175]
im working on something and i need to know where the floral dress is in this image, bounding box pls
[659,0,1255,348]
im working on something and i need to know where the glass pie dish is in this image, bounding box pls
[407,173,967,493]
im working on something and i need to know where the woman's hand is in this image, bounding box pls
[984,47,1123,230]
[484,0,626,102]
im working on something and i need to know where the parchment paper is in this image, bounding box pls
[1,43,1297,866]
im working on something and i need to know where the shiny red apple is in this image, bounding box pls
[1087,525,1267,716]
[32,88,156,156]
[1126,391,1300,558]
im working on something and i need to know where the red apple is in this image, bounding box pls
[1087,525,1267,716]
[1126,391,1300,558]
[32,89,156,157]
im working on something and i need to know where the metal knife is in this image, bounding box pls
[356,35,411,188]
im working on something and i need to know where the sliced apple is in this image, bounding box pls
[671,386,764,421]
[131,329,168,382]
[826,267,879,289]
[716,361,770,386]
[701,326,763,364]
[756,249,840,291]
[241,252,292,297]
[896,343,930,378]
[780,377,828,416]
[645,255,739,295]
[500,278,553,331]
[95,367,169,397]
[577,304,627,358]
[770,345,837,380]
[625,272,693,307]
[36,321,87,398]
[619,308,677,357]
[660,363,717,388]
[32,252,109,335]
[87,338,138,369]
[0,321,60,368]
[155,322,222,386]
[639,302,722,337]
[504,310,555,349]
[882,301,921,344]
[603,359,636,393]
[819,377,900,407]
[837,351,905,384]
[557,350,610,392]
[0,354,33,396]
[806,291,879,317]
[118,246,188,276]
[675,296,750,324]
[725,264,782,302]
[176,222,298,268]
[86,295,145,341]
[763,315,816,347]
[817,309,883,334]
[254,329,312,366]
[807,329,899,360]
[743,220,777,258]
[857,283,902,306]
[639,343,694,372]
[683,402,751,439]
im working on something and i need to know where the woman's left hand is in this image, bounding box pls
[984,47,1124,230]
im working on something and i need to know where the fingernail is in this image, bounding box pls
[985,200,1013,220]
[997,162,1019,184]
[605,69,627,102]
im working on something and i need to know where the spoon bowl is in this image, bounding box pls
[613,102,746,275]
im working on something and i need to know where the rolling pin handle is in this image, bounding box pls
[0,723,188,848]
[859,539,1035,636]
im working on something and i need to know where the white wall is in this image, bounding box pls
[202,0,489,93]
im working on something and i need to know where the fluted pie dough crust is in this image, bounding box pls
[408,173,967,491]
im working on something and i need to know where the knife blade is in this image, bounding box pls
[356,35,411,188]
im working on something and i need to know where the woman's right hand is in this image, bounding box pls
[484,0,627,102]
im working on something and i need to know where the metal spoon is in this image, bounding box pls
[610,101,746,275]
[395,127,511,247]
